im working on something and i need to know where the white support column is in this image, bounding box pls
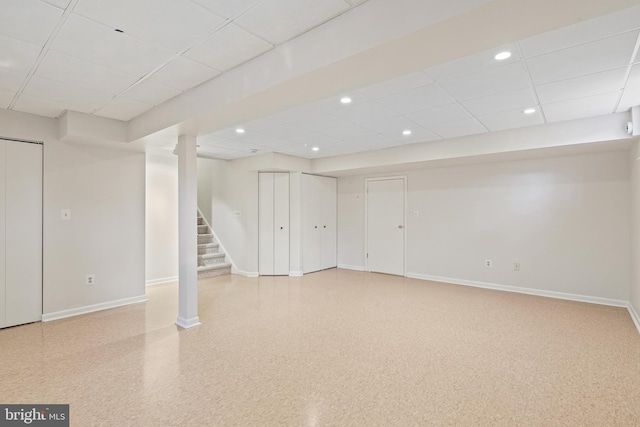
[176,135,201,329]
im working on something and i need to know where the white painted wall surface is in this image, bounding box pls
[0,109,146,317]
[146,151,179,284]
[630,142,640,319]
[197,157,259,275]
[338,150,630,301]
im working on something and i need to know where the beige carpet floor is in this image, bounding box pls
[1,269,639,426]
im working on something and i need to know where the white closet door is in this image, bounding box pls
[367,178,405,276]
[259,173,275,275]
[273,173,290,275]
[5,141,42,327]
[320,176,337,270]
[301,174,321,273]
[0,143,6,328]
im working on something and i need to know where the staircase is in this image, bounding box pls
[197,213,232,278]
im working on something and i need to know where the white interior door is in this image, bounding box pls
[273,173,290,275]
[320,176,337,270]
[0,143,6,328]
[4,140,42,327]
[258,173,275,275]
[302,174,321,273]
[366,178,405,276]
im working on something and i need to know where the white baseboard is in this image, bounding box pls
[628,303,640,335]
[176,316,201,329]
[145,276,178,286]
[406,273,629,308]
[338,264,365,272]
[289,271,304,277]
[231,266,259,278]
[42,295,148,322]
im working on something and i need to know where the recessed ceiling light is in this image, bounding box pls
[312,147,319,151]
[340,97,352,104]
[235,128,245,134]
[523,108,536,114]
[402,130,412,136]
[494,51,512,61]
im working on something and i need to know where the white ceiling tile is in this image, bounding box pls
[543,91,621,123]
[36,50,139,94]
[0,88,15,108]
[328,101,398,124]
[536,67,628,105]
[42,0,71,9]
[52,14,175,77]
[23,76,114,111]
[377,84,456,114]
[360,116,439,143]
[461,88,537,116]
[405,103,471,128]
[74,0,224,53]
[477,108,544,131]
[191,0,263,19]
[306,90,371,113]
[439,61,530,101]
[184,23,272,71]
[41,0,71,9]
[198,136,265,154]
[617,64,640,112]
[122,80,182,106]
[0,68,27,93]
[145,56,220,91]
[95,97,152,121]
[235,117,285,133]
[358,72,433,99]
[0,0,62,46]
[235,0,350,45]
[427,118,488,139]
[285,113,353,133]
[13,93,72,118]
[0,34,42,72]
[525,31,638,85]
[519,6,640,57]
[425,43,522,81]
[319,124,398,149]
[217,131,281,148]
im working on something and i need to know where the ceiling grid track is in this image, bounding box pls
[7,0,80,112]
[612,31,640,113]
[515,41,547,124]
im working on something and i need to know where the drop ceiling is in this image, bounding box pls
[0,0,639,161]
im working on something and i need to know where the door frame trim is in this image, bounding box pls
[364,176,407,276]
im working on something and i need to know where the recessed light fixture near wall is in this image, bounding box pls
[235,128,245,134]
[312,147,319,151]
[523,108,536,114]
[402,130,412,136]
[340,97,352,104]
[494,51,511,60]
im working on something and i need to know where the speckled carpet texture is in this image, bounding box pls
[1,269,639,426]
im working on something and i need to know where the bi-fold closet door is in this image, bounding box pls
[0,139,43,329]
[259,172,290,275]
[301,174,337,274]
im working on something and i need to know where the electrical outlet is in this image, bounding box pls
[86,274,95,285]
[485,259,492,268]
[514,263,520,271]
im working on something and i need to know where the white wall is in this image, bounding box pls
[197,157,259,275]
[146,151,179,284]
[339,150,630,301]
[630,141,640,320]
[0,109,146,317]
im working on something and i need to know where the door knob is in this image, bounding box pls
[398,225,403,229]
[280,227,283,230]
